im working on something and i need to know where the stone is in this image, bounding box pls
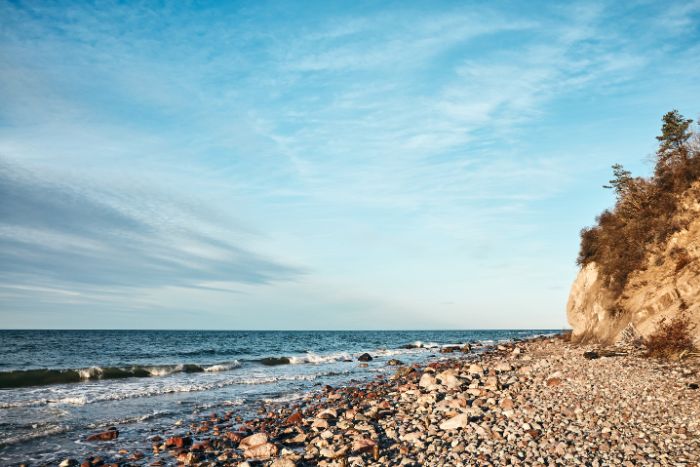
[493,362,512,372]
[271,458,297,467]
[419,373,437,388]
[546,377,562,387]
[239,432,268,450]
[439,413,469,430]
[393,366,416,379]
[288,432,308,444]
[85,427,119,442]
[358,353,373,362]
[165,436,192,449]
[442,373,463,389]
[352,436,377,453]
[320,446,349,459]
[317,407,338,419]
[285,411,303,424]
[499,398,514,410]
[401,431,423,443]
[59,460,79,467]
[225,431,243,443]
[244,442,279,460]
[387,358,403,366]
[483,375,500,390]
[312,418,329,429]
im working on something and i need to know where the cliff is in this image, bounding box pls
[567,182,700,345]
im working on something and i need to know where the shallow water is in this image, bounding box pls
[0,330,558,465]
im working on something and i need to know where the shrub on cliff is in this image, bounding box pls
[577,110,700,296]
[644,314,697,359]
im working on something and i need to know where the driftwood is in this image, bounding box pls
[583,349,629,360]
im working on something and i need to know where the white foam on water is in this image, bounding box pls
[288,352,353,364]
[193,398,244,411]
[405,341,440,349]
[263,392,307,404]
[146,365,179,377]
[86,410,172,428]
[1,369,339,410]
[0,395,88,409]
[0,424,69,446]
[373,347,426,357]
[53,396,88,406]
[78,367,103,380]
[203,361,241,372]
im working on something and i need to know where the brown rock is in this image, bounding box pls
[546,377,563,387]
[352,437,377,453]
[85,428,118,442]
[285,411,303,425]
[225,431,242,443]
[165,436,192,449]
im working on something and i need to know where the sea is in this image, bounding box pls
[0,330,559,465]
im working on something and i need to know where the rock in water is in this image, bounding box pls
[358,353,373,362]
[85,427,118,442]
[165,436,192,449]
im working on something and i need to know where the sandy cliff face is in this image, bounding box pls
[567,184,700,344]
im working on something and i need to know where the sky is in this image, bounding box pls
[1,0,700,329]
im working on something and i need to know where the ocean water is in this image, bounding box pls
[0,330,558,465]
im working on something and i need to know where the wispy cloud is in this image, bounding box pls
[0,158,301,295]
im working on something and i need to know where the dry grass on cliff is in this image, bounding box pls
[644,314,697,359]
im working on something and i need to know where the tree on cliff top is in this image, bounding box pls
[578,110,700,296]
[656,110,693,168]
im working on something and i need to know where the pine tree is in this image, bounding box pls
[656,110,692,169]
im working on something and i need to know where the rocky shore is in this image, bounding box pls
[60,336,700,466]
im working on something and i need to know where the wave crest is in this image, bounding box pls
[0,361,241,389]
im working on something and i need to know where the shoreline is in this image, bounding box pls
[46,335,700,466]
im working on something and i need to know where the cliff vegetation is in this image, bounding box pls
[578,110,700,296]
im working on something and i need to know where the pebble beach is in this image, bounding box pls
[57,335,700,467]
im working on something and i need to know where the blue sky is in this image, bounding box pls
[1,0,700,329]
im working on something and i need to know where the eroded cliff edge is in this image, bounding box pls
[567,182,700,344]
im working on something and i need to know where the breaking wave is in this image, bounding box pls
[0,361,241,389]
